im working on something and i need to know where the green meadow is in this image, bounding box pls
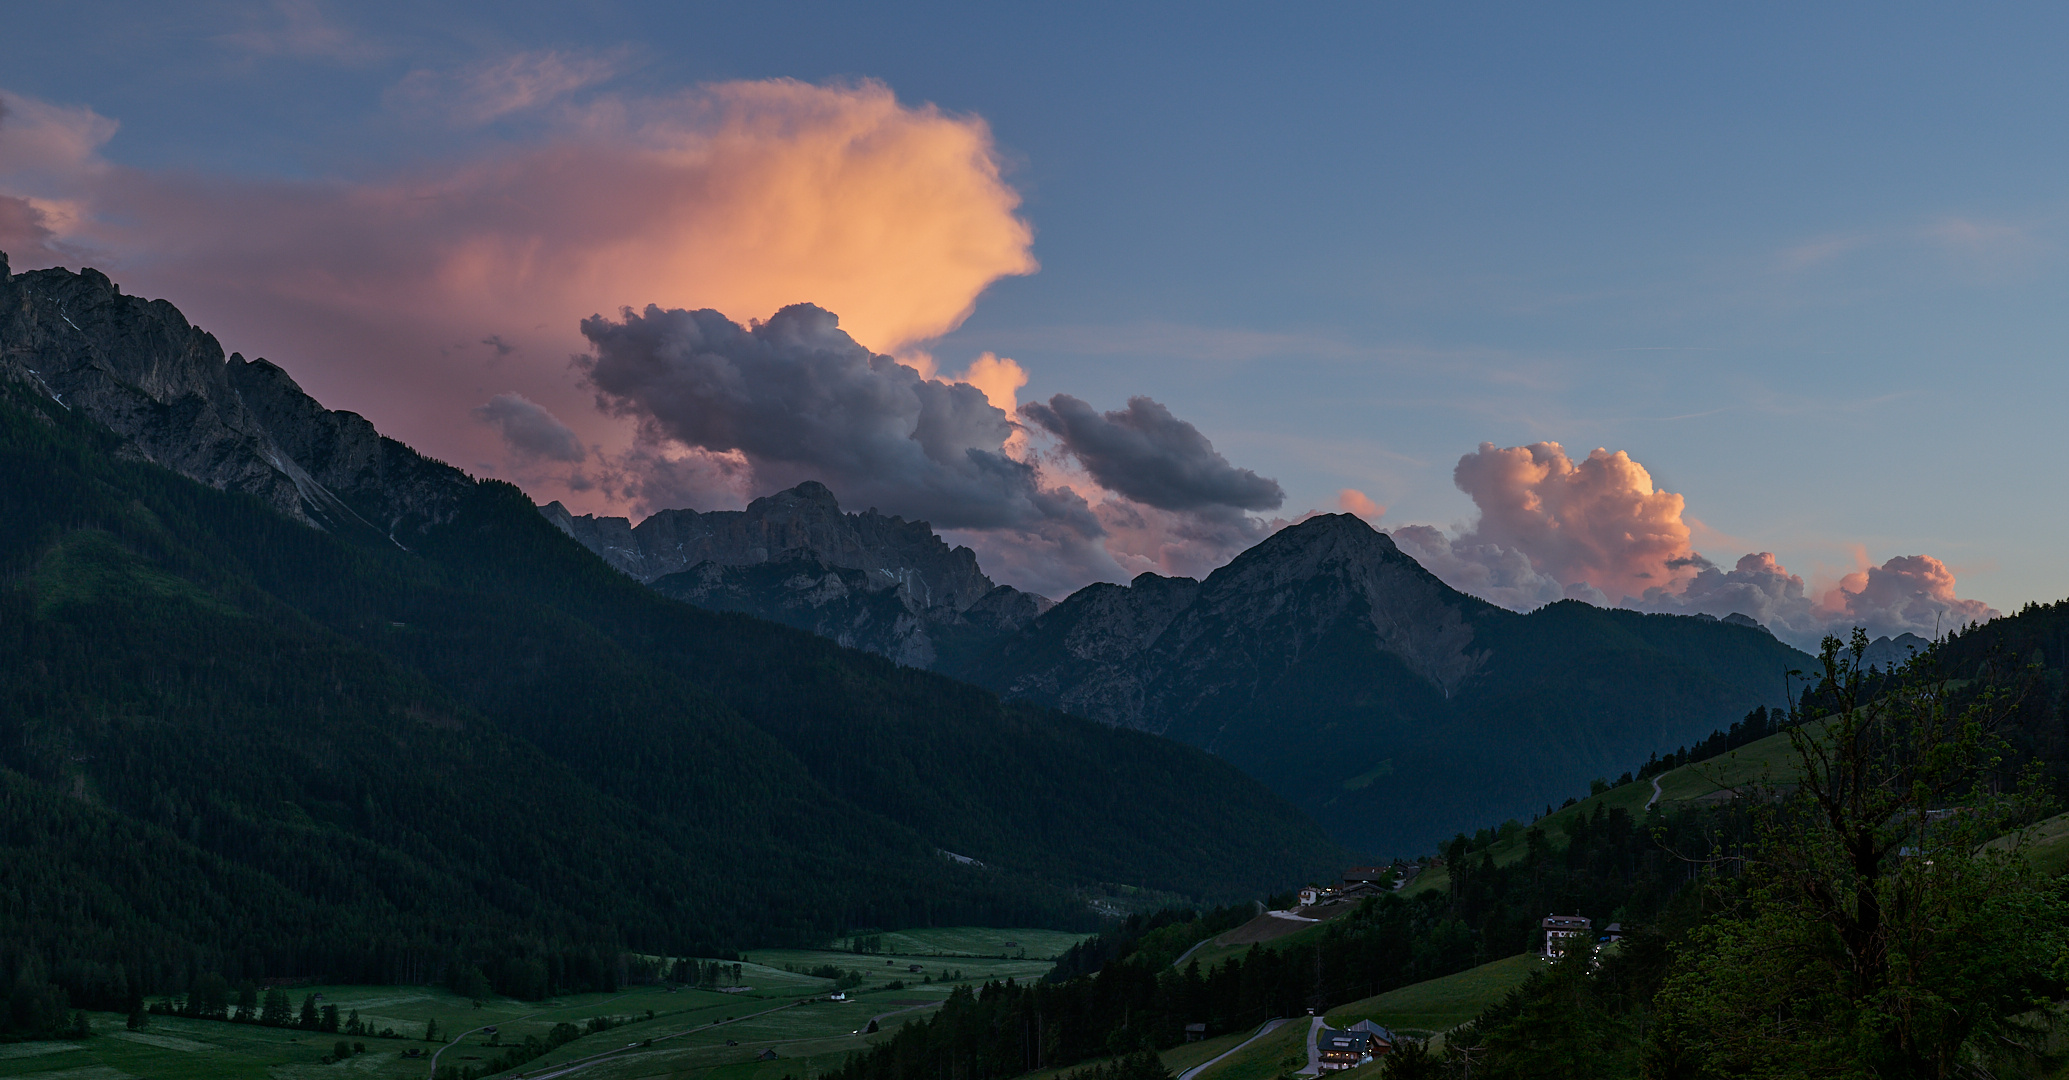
[1325,952,1540,1039]
[1178,1017,1308,1080]
[0,929,1084,1080]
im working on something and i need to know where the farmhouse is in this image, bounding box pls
[1316,1023,1395,1071]
[1541,914,1592,956]
[1298,867,1400,908]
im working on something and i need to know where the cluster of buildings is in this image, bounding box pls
[1295,866,1402,908]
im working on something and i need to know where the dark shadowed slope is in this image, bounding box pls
[953,514,1812,854]
[0,255,1348,1004]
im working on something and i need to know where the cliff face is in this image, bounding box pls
[0,256,470,544]
[542,481,995,604]
[549,482,1052,666]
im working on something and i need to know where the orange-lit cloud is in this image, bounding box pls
[1337,488,1384,522]
[1392,440,1998,648]
[0,79,1036,511]
[956,352,1028,413]
[1449,441,1695,602]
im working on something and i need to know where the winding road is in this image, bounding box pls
[1175,1018,1293,1080]
[1297,1016,1326,1077]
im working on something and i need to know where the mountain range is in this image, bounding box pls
[0,255,1346,998]
[548,473,1816,852]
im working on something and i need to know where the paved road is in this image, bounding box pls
[1175,1017,1291,1080]
[1293,1015,1326,1076]
[1170,938,1213,970]
[1647,774,1664,810]
[865,1001,938,1032]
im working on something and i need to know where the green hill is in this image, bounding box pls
[0,378,1347,1013]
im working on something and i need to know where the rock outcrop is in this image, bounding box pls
[0,254,471,543]
[550,481,1051,665]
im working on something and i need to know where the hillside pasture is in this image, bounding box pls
[1324,952,1540,1038]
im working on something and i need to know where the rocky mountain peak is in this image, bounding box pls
[544,481,998,611]
[754,479,841,513]
[0,257,471,542]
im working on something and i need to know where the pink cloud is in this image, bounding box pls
[1391,441,1998,649]
[1337,488,1384,522]
[1,79,1037,518]
[1448,441,1696,601]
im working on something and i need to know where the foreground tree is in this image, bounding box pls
[1649,630,2066,1078]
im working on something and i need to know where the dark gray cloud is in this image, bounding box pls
[472,391,586,463]
[1018,394,1284,512]
[577,302,1104,540]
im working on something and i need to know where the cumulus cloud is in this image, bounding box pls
[1337,488,1384,522]
[579,302,1103,534]
[1392,441,1997,649]
[472,392,586,463]
[1019,394,1284,513]
[0,77,1310,599]
[571,298,1301,595]
[1447,441,1694,601]
[0,78,1037,504]
[956,352,1027,413]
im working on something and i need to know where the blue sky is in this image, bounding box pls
[3,2,2064,633]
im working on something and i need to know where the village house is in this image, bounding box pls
[1299,867,1400,908]
[1541,914,1592,957]
[1315,1022,1396,1071]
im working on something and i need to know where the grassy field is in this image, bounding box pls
[1324,953,1539,1039]
[1988,809,2069,876]
[0,928,1086,1080]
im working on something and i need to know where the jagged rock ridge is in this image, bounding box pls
[545,483,1051,667]
[0,254,471,543]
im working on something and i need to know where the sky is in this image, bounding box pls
[3,1,2064,648]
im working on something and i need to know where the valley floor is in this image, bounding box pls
[0,929,1081,1080]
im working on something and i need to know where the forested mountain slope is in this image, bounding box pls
[0,257,1347,1006]
[952,514,1813,854]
